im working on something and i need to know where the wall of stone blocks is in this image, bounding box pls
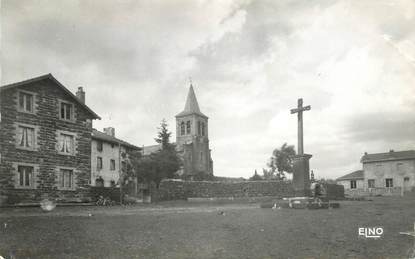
[157,180,296,201]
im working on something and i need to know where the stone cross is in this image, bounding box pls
[290,98,311,155]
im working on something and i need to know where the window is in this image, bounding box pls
[180,122,185,136]
[350,180,357,189]
[60,169,74,189]
[386,178,393,188]
[201,122,205,136]
[110,180,116,187]
[97,141,103,152]
[200,151,203,162]
[368,179,375,188]
[58,133,75,155]
[17,125,35,149]
[110,159,115,171]
[18,165,34,188]
[60,101,73,120]
[198,121,201,135]
[18,91,34,113]
[97,157,103,170]
[121,161,126,171]
[186,121,191,134]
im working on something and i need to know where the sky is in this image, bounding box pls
[1,0,415,179]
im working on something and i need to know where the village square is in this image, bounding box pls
[1,1,415,258]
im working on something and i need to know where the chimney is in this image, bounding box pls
[76,87,85,104]
[389,149,394,153]
[104,127,115,137]
[364,152,368,155]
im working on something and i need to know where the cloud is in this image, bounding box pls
[2,0,415,179]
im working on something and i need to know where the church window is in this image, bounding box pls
[350,180,356,189]
[200,151,203,163]
[198,121,201,135]
[201,122,205,136]
[180,122,185,136]
[186,121,191,134]
[385,178,393,188]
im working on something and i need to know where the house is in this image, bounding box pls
[142,84,214,179]
[361,150,415,195]
[337,150,415,196]
[336,170,364,196]
[91,127,140,187]
[0,74,100,203]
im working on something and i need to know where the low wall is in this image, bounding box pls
[89,187,121,202]
[345,187,404,197]
[158,180,295,201]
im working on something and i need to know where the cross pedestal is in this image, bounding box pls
[292,154,312,196]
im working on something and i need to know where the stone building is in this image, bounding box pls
[142,84,214,179]
[0,74,100,203]
[175,85,213,179]
[336,170,364,196]
[337,150,415,196]
[91,127,140,187]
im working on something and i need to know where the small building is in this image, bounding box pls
[336,170,364,196]
[0,74,100,203]
[91,127,140,187]
[337,150,415,196]
[361,150,415,195]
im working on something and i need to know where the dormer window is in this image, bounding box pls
[60,101,73,120]
[186,121,191,134]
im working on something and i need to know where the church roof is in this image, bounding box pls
[361,150,415,163]
[336,170,364,181]
[176,85,208,118]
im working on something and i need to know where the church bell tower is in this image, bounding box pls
[176,84,213,178]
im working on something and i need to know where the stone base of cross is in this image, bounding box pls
[292,154,312,195]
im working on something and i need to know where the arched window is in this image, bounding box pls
[186,121,191,134]
[180,122,185,135]
[197,121,201,135]
[201,122,205,136]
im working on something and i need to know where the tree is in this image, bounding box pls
[249,170,263,181]
[154,119,174,151]
[267,143,296,180]
[134,120,182,187]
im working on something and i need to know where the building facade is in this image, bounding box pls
[336,170,364,196]
[91,127,140,187]
[175,85,213,178]
[361,150,415,195]
[337,150,415,196]
[0,74,100,203]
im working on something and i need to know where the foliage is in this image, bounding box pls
[265,143,296,180]
[130,120,182,187]
[154,119,174,150]
[249,170,263,181]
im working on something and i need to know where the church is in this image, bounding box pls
[143,84,214,179]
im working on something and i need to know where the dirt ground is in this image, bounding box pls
[1,196,415,259]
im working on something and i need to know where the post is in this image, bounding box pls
[298,103,303,155]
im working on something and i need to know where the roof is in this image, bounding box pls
[361,150,415,163]
[0,73,101,119]
[92,129,140,150]
[336,170,364,181]
[176,85,208,118]
[142,144,162,155]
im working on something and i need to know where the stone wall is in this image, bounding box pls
[157,180,296,201]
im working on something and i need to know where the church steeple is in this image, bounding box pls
[176,84,207,118]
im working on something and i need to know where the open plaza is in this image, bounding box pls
[1,195,415,259]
